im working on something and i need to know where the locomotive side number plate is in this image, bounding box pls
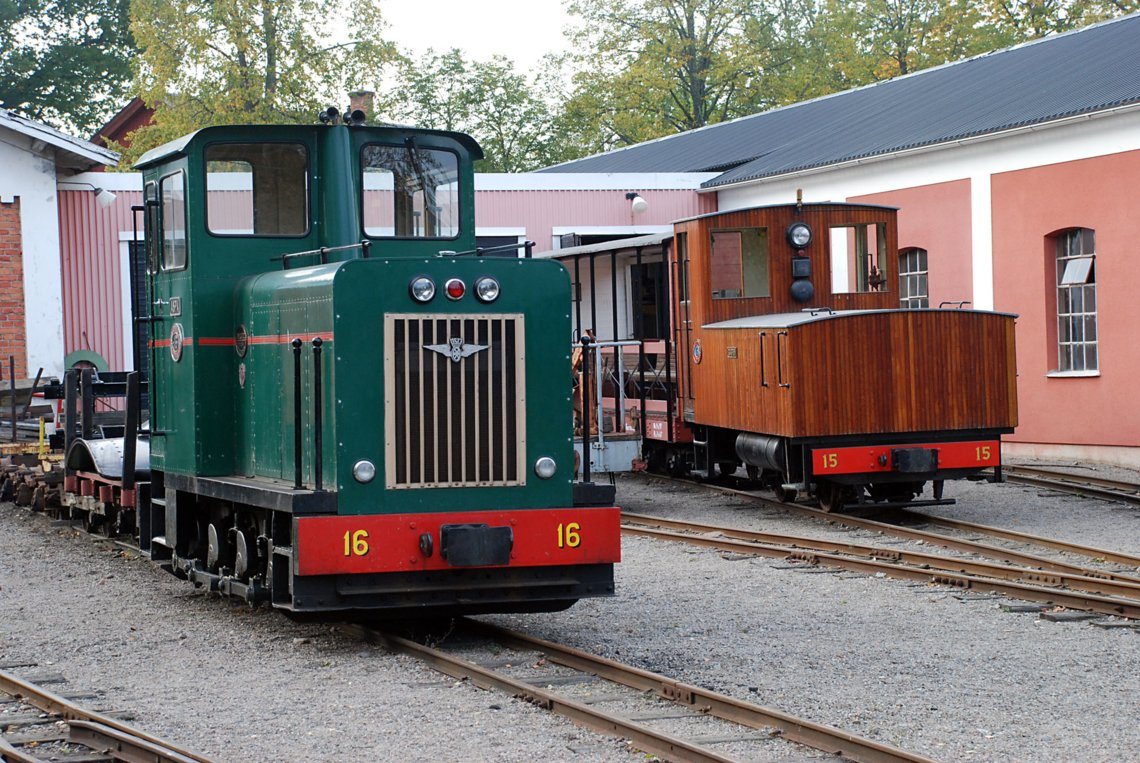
[294,507,621,576]
[812,440,1001,476]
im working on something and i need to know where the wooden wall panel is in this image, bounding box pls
[689,311,1017,438]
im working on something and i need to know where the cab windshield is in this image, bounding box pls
[361,142,460,239]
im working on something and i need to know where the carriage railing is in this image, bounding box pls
[574,339,678,447]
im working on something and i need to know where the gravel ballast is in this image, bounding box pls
[2,468,1138,761]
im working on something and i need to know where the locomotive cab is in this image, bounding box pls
[115,117,620,614]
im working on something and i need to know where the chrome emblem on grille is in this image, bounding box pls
[425,337,489,363]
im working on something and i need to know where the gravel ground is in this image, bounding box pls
[2,468,1138,762]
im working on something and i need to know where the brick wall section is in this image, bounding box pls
[0,198,27,380]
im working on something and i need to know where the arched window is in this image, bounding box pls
[1054,228,1097,373]
[898,247,928,309]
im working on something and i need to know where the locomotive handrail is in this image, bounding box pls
[272,240,372,269]
[939,300,972,309]
[440,240,536,258]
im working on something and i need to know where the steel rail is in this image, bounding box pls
[886,507,1140,569]
[343,624,738,763]
[635,474,1140,579]
[622,523,1140,619]
[1003,465,1140,495]
[622,513,1140,600]
[347,622,941,763]
[0,670,212,763]
[1000,465,1140,508]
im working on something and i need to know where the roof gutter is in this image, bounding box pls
[697,101,1140,194]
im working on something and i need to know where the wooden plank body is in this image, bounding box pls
[691,310,1018,438]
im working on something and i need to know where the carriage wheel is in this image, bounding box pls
[817,481,846,513]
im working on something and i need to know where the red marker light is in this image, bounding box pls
[445,278,465,300]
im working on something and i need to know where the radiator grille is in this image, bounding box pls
[385,314,526,488]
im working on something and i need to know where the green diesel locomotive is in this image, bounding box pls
[68,110,619,615]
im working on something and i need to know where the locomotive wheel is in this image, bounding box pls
[817,481,846,513]
[745,464,760,481]
[716,461,738,478]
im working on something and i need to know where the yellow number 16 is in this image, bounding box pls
[557,522,581,549]
[343,529,370,557]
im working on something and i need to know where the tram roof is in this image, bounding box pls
[533,233,672,260]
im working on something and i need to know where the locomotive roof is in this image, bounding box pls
[134,123,483,169]
[538,14,1140,189]
[705,307,1018,329]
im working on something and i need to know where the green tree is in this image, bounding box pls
[563,0,771,148]
[391,49,565,172]
[122,0,394,165]
[0,0,135,135]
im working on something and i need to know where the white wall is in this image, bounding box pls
[713,105,1140,310]
[0,133,66,377]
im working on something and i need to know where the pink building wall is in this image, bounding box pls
[991,149,1140,450]
[58,188,142,373]
[476,189,715,251]
[850,179,974,308]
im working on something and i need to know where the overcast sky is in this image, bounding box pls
[380,0,579,70]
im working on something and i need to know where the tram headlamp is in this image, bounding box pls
[409,276,436,302]
[474,276,500,303]
[352,459,377,483]
[786,222,812,249]
[534,456,557,479]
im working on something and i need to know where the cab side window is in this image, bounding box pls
[160,172,187,271]
[205,143,309,236]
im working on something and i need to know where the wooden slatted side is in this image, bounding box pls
[691,311,1017,438]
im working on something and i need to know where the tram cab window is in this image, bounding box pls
[829,223,889,294]
[710,228,769,300]
[160,172,187,270]
[205,143,309,236]
[361,143,459,239]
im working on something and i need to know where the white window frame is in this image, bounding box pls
[1049,228,1098,377]
[898,247,929,309]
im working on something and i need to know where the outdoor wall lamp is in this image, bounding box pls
[625,192,649,215]
[60,181,117,208]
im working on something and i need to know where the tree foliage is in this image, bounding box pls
[120,0,394,165]
[562,0,772,151]
[0,0,135,135]
[558,0,1140,154]
[390,49,568,172]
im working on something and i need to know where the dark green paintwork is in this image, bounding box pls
[139,122,575,515]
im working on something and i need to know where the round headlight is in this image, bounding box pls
[352,459,377,483]
[445,278,466,301]
[534,456,557,479]
[409,276,435,302]
[786,222,812,249]
[474,277,500,303]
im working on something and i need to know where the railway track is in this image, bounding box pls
[345,619,940,763]
[627,474,1140,621]
[1000,465,1140,507]
[0,666,211,763]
